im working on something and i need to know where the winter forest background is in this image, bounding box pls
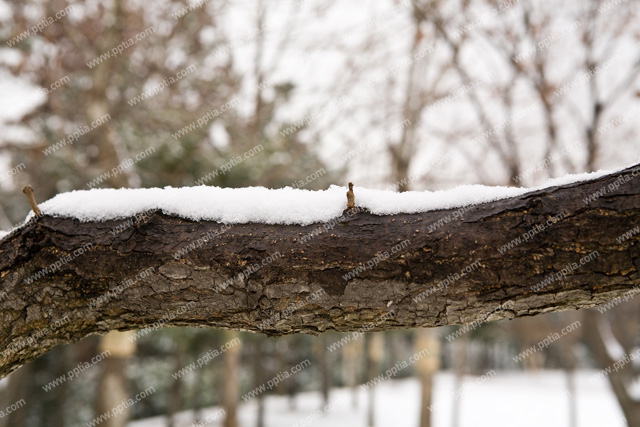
[1,0,640,426]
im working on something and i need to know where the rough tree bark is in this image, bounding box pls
[0,164,639,379]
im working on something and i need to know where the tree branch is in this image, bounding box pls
[1,164,639,378]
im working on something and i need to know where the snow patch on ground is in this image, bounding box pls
[127,370,626,427]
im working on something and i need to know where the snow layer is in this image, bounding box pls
[0,166,622,242]
[29,168,617,226]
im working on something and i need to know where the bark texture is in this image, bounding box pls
[0,164,639,378]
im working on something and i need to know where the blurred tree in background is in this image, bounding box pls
[1,0,640,426]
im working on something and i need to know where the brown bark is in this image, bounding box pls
[0,164,639,379]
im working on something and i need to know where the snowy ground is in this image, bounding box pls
[128,370,627,427]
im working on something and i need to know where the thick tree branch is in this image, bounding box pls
[0,164,639,378]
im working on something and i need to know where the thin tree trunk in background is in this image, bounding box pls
[50,346,71,427]
[390,10,424,193]
[566,366,577,427]
[0,203,13,231]
[85,0,138,189]
[95,331,136,427]
[280,337,299,411]
[419,373,433,427]
[192,360,205,425]
[276,337,299,411]
[0,365,30,427]
[366,334,375,427]
[343,337,362,409]
[450,336,467,427]
[314,335,331,408]
[167,351,184,427]
[366,333,384,427]
[254,338,265,427]
[223,331,242,427]
[257,388,265,427]
[416,329,441,427]
[0,379,5,427]
[556,334,579,427]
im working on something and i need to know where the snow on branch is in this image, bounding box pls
[0,163,638,378]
